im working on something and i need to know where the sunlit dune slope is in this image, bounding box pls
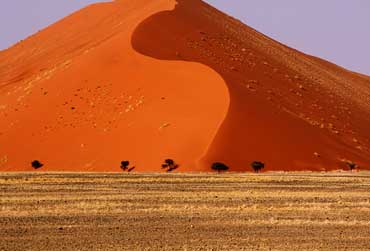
[0,0,228,171]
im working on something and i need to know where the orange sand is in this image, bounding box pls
[1,0,369,172]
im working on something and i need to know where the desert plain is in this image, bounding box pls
[1,172,370,251]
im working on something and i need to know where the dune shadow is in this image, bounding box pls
[130,0,240,169]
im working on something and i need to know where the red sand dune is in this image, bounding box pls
[0,0,369,172]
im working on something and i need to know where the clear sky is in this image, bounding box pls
[0,0,369,75]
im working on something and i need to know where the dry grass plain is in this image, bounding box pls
[1,172,370,251]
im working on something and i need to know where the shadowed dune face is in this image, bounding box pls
[0,0,369,172]
[132,0,370,171]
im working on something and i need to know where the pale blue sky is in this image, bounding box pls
[0,0,369,75]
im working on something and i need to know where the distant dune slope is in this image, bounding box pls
[0,0,369,171]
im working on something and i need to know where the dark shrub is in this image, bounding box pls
[31,160,43,169]
[162,159,179,172]
[120,161,130,171]
[251,161,265,173]
[340,159,359,171]
[165,159,174,166]
[211,162,229,172]
[347,161,358,171]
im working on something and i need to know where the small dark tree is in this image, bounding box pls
[31,160,43,169]
[165,159,174,167]
[251,161,265,173]
[162,159,179,172]
[211,162,229,173]
[120,161,130,171]
[347,161,358,171]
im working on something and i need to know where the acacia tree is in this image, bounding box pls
[346,161,358,171]
[120,161,130,171]
[211,162,229,173]
[31,160,43,169]
[251,161,265,173]
[162,159,179,172]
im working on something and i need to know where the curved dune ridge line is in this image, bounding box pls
[0,0,369,172]
[0,0,229,171]
[132,0,370,171]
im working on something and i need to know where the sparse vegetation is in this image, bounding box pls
[121,161,135,172]
[251,161,265,173]
[340,159,359,171]
[162,159,179,172]
[211,162,229,173]
[31,160,43,169]
[347,161,358,171]
[120,161,130,171]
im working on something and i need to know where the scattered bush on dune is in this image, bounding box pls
[31,160,44,169]
[345,160,358,171]
[162,159,179,172]
[251,161,265,173]
[211,162,229,173]
[120,161,130,171]
[121,160,136,172]
[339,158,359,171]
[164,159,175,167]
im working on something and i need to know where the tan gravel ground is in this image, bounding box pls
[0,172,370,251]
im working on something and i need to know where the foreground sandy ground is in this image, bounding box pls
[0,172,370,251]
